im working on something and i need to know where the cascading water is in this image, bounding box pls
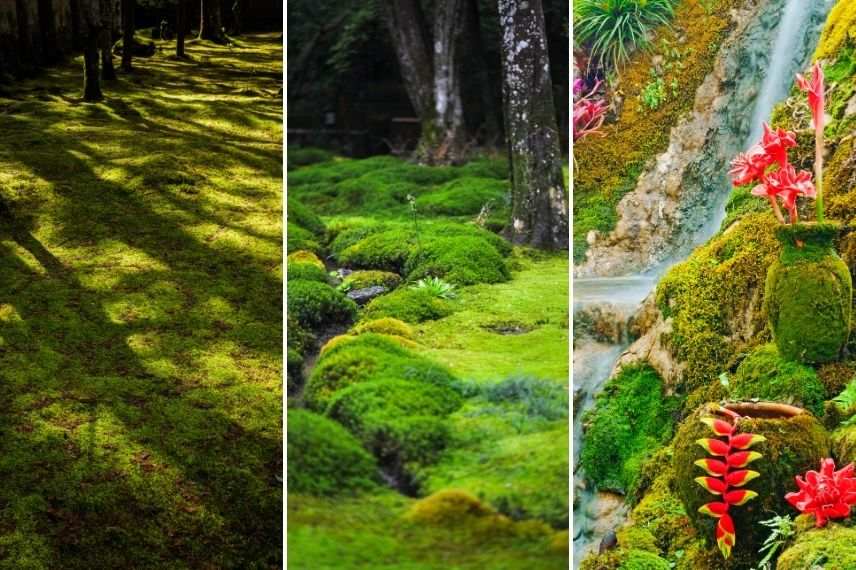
[572,1,832,566]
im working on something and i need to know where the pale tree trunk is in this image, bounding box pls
[176,0,186,57]
[121,0,134,71]
[381,0,468,165]
[498,0,568,249]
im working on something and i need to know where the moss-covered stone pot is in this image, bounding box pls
[765,222,852,364]
[673,402,830,567]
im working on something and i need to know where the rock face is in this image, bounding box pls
[575,0,829,277]
[346,286,388,305]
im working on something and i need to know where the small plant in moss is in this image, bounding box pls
[693,406,765,559]
[411,277,457,299]
[640,73,667,111]
[785,458,856,527]
[755,514,796,570]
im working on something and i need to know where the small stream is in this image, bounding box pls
[571,0,831,566]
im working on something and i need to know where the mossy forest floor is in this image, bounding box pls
[0,35,282,567]
[287,152,569,568]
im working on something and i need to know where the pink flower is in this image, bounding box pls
[573,80,607,142]
[786,458,856,527]
[796,62,825,133]
[761,123,797,168]
[730,143,771,187]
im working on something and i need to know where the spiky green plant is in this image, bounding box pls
[574,0,677,71]
[411,277,457,300]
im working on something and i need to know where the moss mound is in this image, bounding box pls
[303,334,457,411]
[361,287,453,323]
[338,228,415,272]
[673,403,830,563]
[287,280,357,330]
[287,222,322,254]
[287,262,328,282]
[287,250,325,269]
[341,270,402,291]
[319,332,416,357]
[352,317,415,340]
[765,223,852,364]
[287,200,326,236]
[405,236,510,285]
[286,147,333,170]
[286,410,377,496]
[287,348,303,393]
[729,344,826,415]
[777,524,856,570]
[581,364,682,493]
[814,0,856,60]
[416,177,509,216]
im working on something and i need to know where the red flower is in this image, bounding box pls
[573,80,607,142]
[796,62,825,133]
[786,458,856,528]
[760,122,797,168]
[729,143,770,187]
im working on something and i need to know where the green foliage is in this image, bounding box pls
[287,262,328,282]
[415,177,509,216]
[411,276,457,299]
[303,334,457,411]
[574,0,677,70]
[405,236,510,286]
[361,287,454,323]
[640,75,668,110]
[287,280,357,329]
[287,199,326,236]
[580,364,682,493]
[728,344,827,416]
[286,410,377,495]
[288,348,304,393]
[833,380,856,426]
[756,514,796,570]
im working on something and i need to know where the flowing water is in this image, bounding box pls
[572,1,832,566]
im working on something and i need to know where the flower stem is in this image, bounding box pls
[768,196,785,224]
[816,127,824,223]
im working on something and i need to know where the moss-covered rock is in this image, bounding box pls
[416,177,509,216]
[832,423,856,464]
[341,270,402,291]
[287,262,328,282]
[405,236,510,285]
[338,228,416,272]
[814,0,856,61]
[818,362,856,397]
[581,364,682,493]
[287,200,326,236]
[352,317,415,340]
[728,344,826,416]
[673,402,831,565]
[286,410,377,495]
[361,287,453,323]
[287,250,325,269]
[777,523,856,570]
[765,223,852,364]
[319,332,416,357]
[303,334,457,411]
[287,280,357,330]
[579,547,671,570]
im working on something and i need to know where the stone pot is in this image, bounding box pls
[764,222,852,364]
[673,402,830,568]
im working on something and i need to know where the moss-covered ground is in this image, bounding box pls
[0,35,283,567]
[287,154,568,568]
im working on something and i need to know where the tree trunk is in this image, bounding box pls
[14,0,33,68]
[70,0,82,49]
[83,29,102,100]
[230,0,242,36]
[176,0,185,57]
[379,0,433,118]
[199,0,225,43]
[465,0,501,143]
[38,0,59,64]
[498,0,568,249]
[121,0,134,71]
[100,27,116,79]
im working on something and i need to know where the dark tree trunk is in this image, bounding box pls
[14,0,33,68]
[176,0,186,57]
[230,0,242,35]
[70,0,82,50]
[199,0,225,43]
[497,0,568,250]
[38,0,59,64]
[379,0,433,118]
[121,0,134,71]
[83,29,102,100]
[100,28,116,79]
[465,0,501,143]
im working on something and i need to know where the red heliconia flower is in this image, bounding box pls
[694,407,765,559]
[785,458,856,528]
[796,62,825,133]
[729,143,770,187]
[760,122,797,168]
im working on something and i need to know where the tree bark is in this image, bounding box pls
[14,0,33,68]
[83,29,102,100]
[199,0,225,43]
[176,0,186,57]
[38,0,59,64]
[465,0,501,143]
[379,0,433,118]
[100,27,116,79]
[498,0,568,249]
[121,0,134,71]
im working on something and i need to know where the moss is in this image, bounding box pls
[287,262,328,282]
[303,334,457,411]
[814,0,856,61]
[673,403,831,564]
[818,362,856,396]
[338,228,417,272]
[581,364,682,493]
[832,423,856,464]
[287,199,326,236]
[361,287,454,323]
[319,332,416,357]
[550,530,569,555]
[405,236,510,286]
[287,250,325,269]
[286,146,334,170]
[352,317,415,339]
[286,410,377,496]
[729,344,827,416]
[328,222,388,257]
[341,270,402,290]
[286,280,357,330]
[765,223,852,364]
[579,548,670,570]
[416,177,509,216]
[287,222,322,254]
[656,213,780,391]
[287,348,303,393]
[777,524,856,570]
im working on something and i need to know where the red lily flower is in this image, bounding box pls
[729,143,770,187]
[796,62,825,133]
[785,458,856,528]
[761,123,797,168]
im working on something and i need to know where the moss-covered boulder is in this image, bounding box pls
[338,228,416,272]
[287,280,357,330]
[287,250,325,269]
[286,410,377,495]
[404,236,510,285]
[287,262,328,282]
[361,287,453,323]
[765,223,852,364]
[673,402,830,565]
[352,317,415,339]
[416,177,509,216]
[340,270,402,291]
[777,523,856,570]
[728,344,826,415]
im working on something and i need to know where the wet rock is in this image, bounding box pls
[598,530,618,553]
[346,286,387,305]
[584,492,628,539]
